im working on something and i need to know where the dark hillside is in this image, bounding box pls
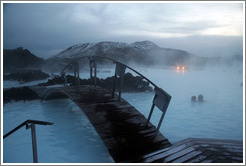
[3,47,44,73]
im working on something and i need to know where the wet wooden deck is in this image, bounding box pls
[133,138,243,163]
[31,85,243,163]
[35,85,172,162]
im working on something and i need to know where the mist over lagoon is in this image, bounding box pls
[2,1,244,163]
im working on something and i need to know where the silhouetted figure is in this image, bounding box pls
[198,95,204,102]
[191,96,197,102]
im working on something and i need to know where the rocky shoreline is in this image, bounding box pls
[3,86,39,103]
[39,72,153,92]
[4,70,49,83]
[4,72,153,103]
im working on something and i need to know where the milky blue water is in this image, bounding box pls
[3,65,244,163]
[3,99,114,163]
[124,66,244,143]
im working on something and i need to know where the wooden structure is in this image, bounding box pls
[30,56,243,163]
[40,85,171,162]
[31,85,244,163]
[134,138,243,163]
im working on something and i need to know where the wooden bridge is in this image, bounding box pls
[31,56,243,163]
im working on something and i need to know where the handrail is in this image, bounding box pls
[3,119,53,139]
[60,55,168,93]
[3,119,53,163]
[59,55,172,133]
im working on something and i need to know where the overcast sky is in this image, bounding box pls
[3,2,244,59]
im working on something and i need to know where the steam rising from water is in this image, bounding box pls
[3,62,243,162]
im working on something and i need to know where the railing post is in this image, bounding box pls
[26,122,38,163]
[156,112,166,132]
[94,62,97,87]
[118,75,124,101]
[74,70,76,85]
[65,74,67,86]
[111,62,126,101]
[77,65,80,86]
[90,61,93,86]
[72,62,80,86]
[112,70,117,98]
[62,72,67,87]
[89,59,97,87]
[146,103,155,126]
[30,124,38,163]
[4,120,53,163]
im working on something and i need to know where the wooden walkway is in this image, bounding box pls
[35,85,172,162]
[31,85,243,163]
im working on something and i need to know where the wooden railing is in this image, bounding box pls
[60,56,172,132]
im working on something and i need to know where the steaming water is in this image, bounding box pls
[3,66,243,163]
[3,78,50,89]
[124,66,243,143]
[3,99,114,163]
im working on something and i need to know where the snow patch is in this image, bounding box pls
[131,40,159,51]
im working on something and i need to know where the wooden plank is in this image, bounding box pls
[78,107,142,127]
[130,138,194,163]
[139,138,193,161]
[172,150,203,163]
[78,101,133,110]
[186,150,215,163]
[161,145,200,163]
[192,138,243,145]
[230,156,243,162]
[178,139,243,163]
[200,155,217,163]
[137,126,157,135]
[143,141,196,163]
[79,102,135,114]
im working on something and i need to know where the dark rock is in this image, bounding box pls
[3,47,45,73]
[3,86,39,102]
[3,72,153,102]
[39,72,153,92]
[3,70,50,83]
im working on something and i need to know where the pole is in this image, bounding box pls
[77,67,80,86]
[146,103,155,126]
[118,76,124,101]
[30,124,38,163]
[156,111,166,133]
[112,73,117,98]
[94,65,97,87]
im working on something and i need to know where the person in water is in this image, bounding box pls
[191,95,204,102]
[198,94,204,102]
[191,96,197,102]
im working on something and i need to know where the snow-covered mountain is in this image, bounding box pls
[46,41,196,71]
[56,43,96,59]
[53,41,158,59]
